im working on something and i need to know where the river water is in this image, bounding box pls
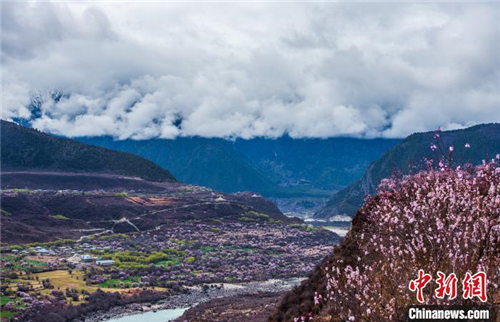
[105,308,188,322]
[304,218,351,237]
[100,278,304,322]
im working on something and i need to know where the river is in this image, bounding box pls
[105,308,188,322]
[87,277,303,322]
[303,218,351,237]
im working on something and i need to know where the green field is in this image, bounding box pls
[155,257,182,266]
[98,277,140,288]
[1,296,12,305]
[0,296,24,308]
[1,311,17,318]
[0,255,48,272]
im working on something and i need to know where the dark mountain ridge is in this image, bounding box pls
[0,120,298,244]
[316,123,500,218]
[1,120,176,182]
[78,135,399,197]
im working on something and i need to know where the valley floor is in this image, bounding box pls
[0,173,339,321]
[1,197,337,320]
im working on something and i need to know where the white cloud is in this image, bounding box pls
[1,2,499,139]
[2,82,32,119]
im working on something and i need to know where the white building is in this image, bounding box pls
[96,260,115,266]
[80,255,93,263]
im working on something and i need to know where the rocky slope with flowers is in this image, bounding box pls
[316,124,500,219]
[271,158,500,321]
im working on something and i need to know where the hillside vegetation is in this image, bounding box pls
[78,136,398,197]
[317,123,500,218]
[272,159,500,321]
[1,121,176,182]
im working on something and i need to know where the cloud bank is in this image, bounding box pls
[2,2,499,139]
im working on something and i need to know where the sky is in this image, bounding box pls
[1,1,499,140]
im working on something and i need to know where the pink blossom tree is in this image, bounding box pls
[318,159,500,320]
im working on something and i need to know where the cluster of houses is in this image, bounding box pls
[4,243,117,268]
[11,246,55,256]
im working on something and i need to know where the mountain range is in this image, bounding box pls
[316,123,500,218]
[78,136,399,198]
[4,120,498,220]
[0,120,298,243]
[16,92,399,198]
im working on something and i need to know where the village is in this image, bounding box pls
[0,215,338,319]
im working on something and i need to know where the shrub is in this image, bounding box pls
[97,234,129,241]
[48,215,69,220]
